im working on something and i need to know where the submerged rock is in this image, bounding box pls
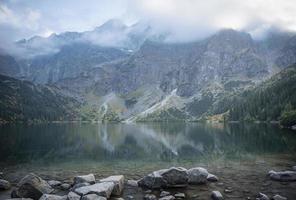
[0,179,11,190]
[67,191,81,200]
[211,191,223,200]
[187,167,208,184]
[15,173,53,200]
[272,194,287,200]
[268,170,296,181]
[74,182,114,198]
[81,194,107,200]
[74,174,96,185]
[100,175,124,195]
[207,174,219,182]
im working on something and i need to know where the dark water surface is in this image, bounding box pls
[1,122,296,199]
[0,122,295,169]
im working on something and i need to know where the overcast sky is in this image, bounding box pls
[1,0,296,44]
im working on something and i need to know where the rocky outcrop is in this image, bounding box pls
[14,173,53,200]
[268,170,296,181]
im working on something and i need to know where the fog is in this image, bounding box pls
[1,0,296,56]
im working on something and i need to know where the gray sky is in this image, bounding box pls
[1,0,296,44]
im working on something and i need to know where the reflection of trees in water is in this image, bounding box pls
[0,122,296,164]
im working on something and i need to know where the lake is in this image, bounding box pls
[0,122,296,199]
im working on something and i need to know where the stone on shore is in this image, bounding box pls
[138,170,167,189]
[15,173,53,200]
[100,175,124,195]
[187,167,208,184]
[211,191,223,200]
[268,170,296,181]
[174,193,185,199]
[160,191,170,197]
[39,194,67,200]
[272,195,287,200]
[126,180,138,187]
[71,182,90,191]
[159,195,175,200]
[0,178,11,190]
[74,174,96,185]
[74,182,114,198]
[207,174,219,182]
[60,183,71,191]
[81,194,107,200]
[47,180,61,188]
[257,193,270,200]
[161,167,188,187]
[67,191,81,200]
[144,194,157,200]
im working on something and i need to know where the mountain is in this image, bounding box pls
[0,74,80,122]
[1,19,296,122]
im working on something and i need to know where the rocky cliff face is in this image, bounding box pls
[1,21,296,121]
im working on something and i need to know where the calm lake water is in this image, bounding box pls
[0,122,295,169]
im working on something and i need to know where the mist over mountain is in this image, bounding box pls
[0,18,296,122]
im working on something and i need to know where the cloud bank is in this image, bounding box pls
[0,0,296,49]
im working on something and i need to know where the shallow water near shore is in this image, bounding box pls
[0,122,296,199]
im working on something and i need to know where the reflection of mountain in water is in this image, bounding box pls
[0,123,295,164]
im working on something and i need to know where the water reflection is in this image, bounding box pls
[0,122,295,165]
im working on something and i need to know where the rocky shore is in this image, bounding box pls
[0,166,296,200]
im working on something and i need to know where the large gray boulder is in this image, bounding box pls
[100,175,124,195]
[15,173,53,200]
[138,167,188,189]
[74,182,114,198]
[81,194,107,200]
[74,174,96,185]
[0,179,11,190]
[39,194,67,200]
[187,167,208,184]
[268,170,296,181]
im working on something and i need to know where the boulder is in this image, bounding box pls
[144,194,157,200]
[67,191,81,200]
[39,194,67,200]
[47,180,61,188]
[15,173,53,200]
[74,182,114,198]
[187,167,208,184]
[100,175,124,195]
[211,191,223,200]
[74,174,96,185]
[268,170,296,181]
[60,183,71,191]
[160,191,170,197]
[0,179,11,190]
[139,167,188,188]
[81,194,107,200]
[257,193,270,200]
[138,170,167,189]
[159,196,175,200]
[207,174,218,182]
[272,195,287,200]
